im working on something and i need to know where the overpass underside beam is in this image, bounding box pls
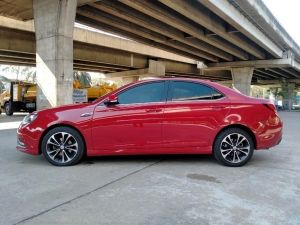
[204,57,300,80]
[199,0,282,58]
[33,0,77,109]
[114,0,249,60]
[206,58,294,70]
[257,79,300,84]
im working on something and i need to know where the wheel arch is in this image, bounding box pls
[3,101,9,108]
[214,124,257,150]
[39,123,87,155]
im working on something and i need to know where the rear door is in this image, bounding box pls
[162,81,230,152]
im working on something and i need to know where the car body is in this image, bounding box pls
[17,78,283,166]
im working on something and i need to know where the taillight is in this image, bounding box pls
[264,103,276,112]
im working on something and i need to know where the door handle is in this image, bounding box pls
[80,112,93,117]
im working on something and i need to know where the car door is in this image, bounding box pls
[162,81,230,152]
[91,81,167,154]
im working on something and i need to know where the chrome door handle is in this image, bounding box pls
[80,112,93,117]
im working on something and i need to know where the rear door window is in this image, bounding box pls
[168,81,223,101]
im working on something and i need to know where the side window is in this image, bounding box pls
[118,82,165,104]
[169,81,223,101]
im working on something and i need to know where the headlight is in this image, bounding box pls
[22,113,38,125]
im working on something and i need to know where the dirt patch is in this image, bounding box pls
[187,173,221,183]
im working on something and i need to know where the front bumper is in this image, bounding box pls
[16,128,40,155]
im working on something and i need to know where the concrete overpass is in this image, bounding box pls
[0,16,210,77]
[0,0,299,109]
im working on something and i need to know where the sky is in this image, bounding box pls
[263,0,300,46]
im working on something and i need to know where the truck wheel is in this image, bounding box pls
[4,102,13,116]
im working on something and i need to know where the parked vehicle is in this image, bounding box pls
[0,80,36,115]
[17,78,283,167]
[73,78,117,102]
[0,75,117,115]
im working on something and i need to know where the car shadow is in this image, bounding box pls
[18,152,271,167]
[82,154,216,165]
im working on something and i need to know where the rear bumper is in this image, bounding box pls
[256,119,283,150]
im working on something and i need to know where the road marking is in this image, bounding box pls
[0,121,21,130]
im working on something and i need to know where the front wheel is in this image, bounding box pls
[4,102,13,116]
[41,126,85,166]
[213,128,254,167]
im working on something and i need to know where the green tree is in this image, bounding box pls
[73,71,91,87]
[0,65,36,82]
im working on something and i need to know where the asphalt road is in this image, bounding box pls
[0,112,299,225]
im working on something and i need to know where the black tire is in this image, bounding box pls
[213,128,254,167]
[41,126,85,166]
[4,102,13,116]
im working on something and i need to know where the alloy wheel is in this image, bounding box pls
[220,133,250,164]
[46,132,79,164]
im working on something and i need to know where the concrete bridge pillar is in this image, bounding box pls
[231,67,254,96]
[122,77,139,85]
[109,60,166,85]
[282,82,295,110]
[33,0,77,109]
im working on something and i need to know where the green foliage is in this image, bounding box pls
[0,81,4,93]
[73,71,92,87]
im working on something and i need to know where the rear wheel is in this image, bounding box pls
[41,126,85,166]
[4,102,13,116]
[213,128,254,167]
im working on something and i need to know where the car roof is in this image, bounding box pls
[136,77,212,84]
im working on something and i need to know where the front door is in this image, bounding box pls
[91,81,167,154]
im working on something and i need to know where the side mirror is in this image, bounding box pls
[104,94,119,106]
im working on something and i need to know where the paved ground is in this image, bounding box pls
[0,112,299,225]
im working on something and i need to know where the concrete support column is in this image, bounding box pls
[122,77,139,85]
[148,60,165,76]
[282,82,295,110]
[231,67,254,95]
[108,60,166,85]
[33,0,77,109]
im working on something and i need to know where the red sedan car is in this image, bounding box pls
[17,78,282,167]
